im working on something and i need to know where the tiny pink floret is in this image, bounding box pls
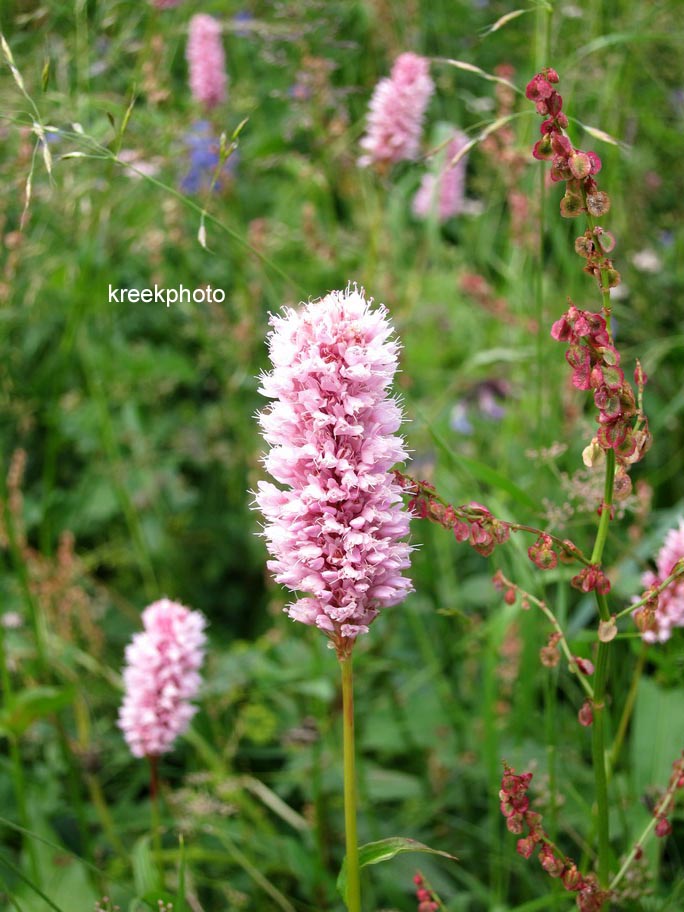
[118,598,207,758]
[640,520,684,643]
[359,52,434,168]
[255,286,412,643]
[186,14,228,110]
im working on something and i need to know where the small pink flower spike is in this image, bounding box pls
[639,520,684,643]
[359,52,434,169]
[254,285,413,651]
[186,14,228,110]
[413,130,469,222]
[118,598,207,758]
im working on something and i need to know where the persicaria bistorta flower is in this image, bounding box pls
[412,130,469,222]
[186,14,228,110]
[254,285,412,647]
[359,52,434,169]
[637,520,684,643]
[118,599,207,758]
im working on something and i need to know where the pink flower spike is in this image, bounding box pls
[118,599,207,758]
[412,130,469,222]
[186,14,228,110]
[254,285,413,649]
[359,52,434,168]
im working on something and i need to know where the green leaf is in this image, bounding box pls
[337,837,457,903]
[0,686,75,737]
[632,678,684,797]
[132,835,159,897]
[428,426,539,512]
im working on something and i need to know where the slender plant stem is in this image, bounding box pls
[493,571,594,700]
[589,447,616,889]
[590,639,611,887]
[149,754,164,888]
[339,652,361,912]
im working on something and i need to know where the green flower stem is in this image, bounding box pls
[590,448,616,571]
[589,447,616,890]
[590,637,611,887]
[608,756,683,895]
[493,571,594,700]
[340,652,362,912]
[149,755,164,889]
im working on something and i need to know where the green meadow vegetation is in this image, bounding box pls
[1,1,684,909]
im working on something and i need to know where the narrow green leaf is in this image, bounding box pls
[132,835,158,898]
[337,837,457,902]
[0,852,68,912]
[440,57,522,95]
[573,119,621,146]
[428,426,539,512]
[0,686,75,737]
[480,8,528,36]
[175,834,187,912]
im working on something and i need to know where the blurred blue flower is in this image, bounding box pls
[450,379,510,435]
[233,10,254,37]
[180,120,237,194]
[450,401,474,435]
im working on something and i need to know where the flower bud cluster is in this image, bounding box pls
[528,72,604,210]
[551,304,651,464]
[527,533,578,571]
[578,700,594,727]
[528,533,558,570]
[570,564,611,595]
[527,68,621,292]
[399,474,510,558]
[413,873,439,912]
[501,764,611,910]
[539,631,561,668]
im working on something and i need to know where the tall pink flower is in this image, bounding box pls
[186,14,227,110]
[254,285,412,647]
[413,130,469,221]
[639,520,684,643]
[118,598,207,758]
[359,52,434,169]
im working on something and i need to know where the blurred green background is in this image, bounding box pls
[1,1,684,909]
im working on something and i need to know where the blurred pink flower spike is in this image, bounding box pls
[186,14,228,110]
[119,598,207,758]
[359,52,434,170]
[413,128,469,222]
[254,284,413,655]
